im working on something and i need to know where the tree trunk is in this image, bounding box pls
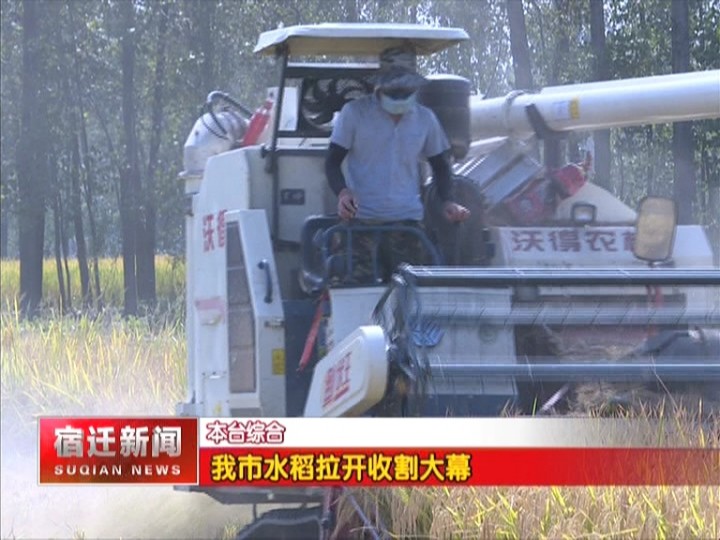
[78,110,103,308]
[17,0,47,318]
[68,85,91,307]
[699,141,720,265]
[507,0,542,162]
[344,0,358,22]
[0,187,8,259]
[67,1,107,308]
[200,2,215,93]
[645,126,656,196]
[589,0,612,190]
[137,2,170,308]
[506,0,534,90]
[187,0,216,97]
[56,151,73,312]
[120,0,139,316]
[551,0,570,85]
[50,145,73,313]
[671,0,696,224]
[84,182,102,308]
[84,176,103,308]
[53,194,68,313]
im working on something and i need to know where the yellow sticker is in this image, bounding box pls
[569,98,580,120]
[272,349,286,375]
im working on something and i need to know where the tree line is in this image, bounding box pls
[1,0,718,318]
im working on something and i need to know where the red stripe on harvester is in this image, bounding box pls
[298,291,328,372]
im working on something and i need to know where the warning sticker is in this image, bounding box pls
[551,99,580,121]
[272,349,286,375]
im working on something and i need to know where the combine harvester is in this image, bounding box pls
[175,23,720,538]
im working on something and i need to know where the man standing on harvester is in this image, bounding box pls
[325,43,470,283]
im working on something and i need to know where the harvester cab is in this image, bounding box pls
[177,23,478,422]
[175,21,720,507]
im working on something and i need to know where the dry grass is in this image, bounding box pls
[337,406,720,540]
[339,483,719,539]
[1,258,187,436]
[0,307,186,437]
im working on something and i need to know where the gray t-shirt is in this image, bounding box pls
[330,94,450,221]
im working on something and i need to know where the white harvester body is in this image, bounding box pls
[174,22,720,506]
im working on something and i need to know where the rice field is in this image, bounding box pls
[332,402,720,539]
[0,256,185,316]
[0,308,186,434]
[1,258,719,539]
[339,482,719,539]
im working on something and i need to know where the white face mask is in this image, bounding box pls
[379,92,416,115]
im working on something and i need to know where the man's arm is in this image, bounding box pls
[427,151,470,223]
[325,142,349,196]
[427,151,453,202]
[325,142,358,220]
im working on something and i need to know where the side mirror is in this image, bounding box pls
[633,196,678,263]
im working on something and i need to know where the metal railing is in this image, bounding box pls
[301,220,444,291]
[397,265,720,288]
[426,363,720,382]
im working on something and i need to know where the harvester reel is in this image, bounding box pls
[372,343,430,418]
[372,283,433,418]
[300,77,374,131]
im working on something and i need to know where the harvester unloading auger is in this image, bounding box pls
[175,23,720,538]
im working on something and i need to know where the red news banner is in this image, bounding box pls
[38,417,720,487]
[38,417,198,484]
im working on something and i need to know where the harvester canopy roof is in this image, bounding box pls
[253,23,469,58]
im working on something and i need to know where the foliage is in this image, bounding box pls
[1,5,718,536]
[1,0,718,301]
[0,256,185,317]
[2,0,718,267]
